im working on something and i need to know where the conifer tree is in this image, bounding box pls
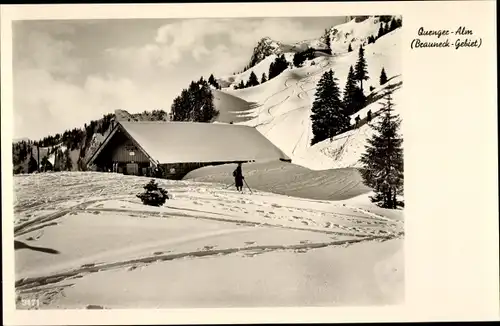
[137,179,169,206]
[304,48,316,60]
[389,18,397,32]
[343,65,360,116]
[53,149,62,171]
[383,22,390,35]
[293,52,305,67]
[28,155,38,174]
[268,54,288,80]
[324,29,331,51]
[378,23,384,39]
[379,67,388,85]
[208,74,216,86]
[247,71,260,87]
[354,86,366,112]
[261,73,267,84]
[268,61,275,80]
[360,93,403,209]
[36,144,40,172]
[379,15,392,23]
[310,69,350,145]
[170,77,219,122]
[199,80,218,122]
[208,73,220,89]
[64,149,72,171]
[396,17,402,29]
[367,109,372,122]
[348,43,353,52]
[170,92,184,121]
[354,45,369,93]
[188,81,200,120]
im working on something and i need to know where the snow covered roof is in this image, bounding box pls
[89,121,291,165]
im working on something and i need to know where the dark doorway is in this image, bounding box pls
[126,163,139,175]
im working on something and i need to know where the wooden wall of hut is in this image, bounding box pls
[111,139,149,163]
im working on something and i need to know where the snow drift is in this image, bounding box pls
[211,89,256,124]
[184,161,371,201]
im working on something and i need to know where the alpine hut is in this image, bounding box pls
[86,120,291,179]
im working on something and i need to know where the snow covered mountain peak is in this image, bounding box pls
[247,37,285,69]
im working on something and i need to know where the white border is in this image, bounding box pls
[2,1,498,324]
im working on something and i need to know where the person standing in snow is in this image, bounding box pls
[233,163,244,192]
[355,115,360,128]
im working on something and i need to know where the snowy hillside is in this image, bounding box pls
[218,53,296,90]
[212,89,256,124]
[327,16,386,54]
[14,172,403,308]
[293,75,403,170]
[81,132,107,165]
[212,21,401,169]
[294,38,328,51]
[244,36,312,71]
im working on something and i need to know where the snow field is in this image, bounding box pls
[184,160,373,201]
[14,172,403,309]
[37,238,403,309]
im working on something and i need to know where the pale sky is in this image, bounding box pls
[13,17,346,140]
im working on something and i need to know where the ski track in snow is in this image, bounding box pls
[242,58,334,155]
[220,26,402,170]
[14,172,403,306]
[16,235,390,292]
[227,57,332,139]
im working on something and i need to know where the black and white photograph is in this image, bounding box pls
[9,14,406,310]
[2,0,498,324]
